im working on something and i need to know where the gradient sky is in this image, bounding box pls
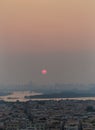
[0,0,95,85]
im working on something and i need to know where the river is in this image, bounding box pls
[0,91,95,102]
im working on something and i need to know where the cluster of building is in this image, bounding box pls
[0,99,95,130]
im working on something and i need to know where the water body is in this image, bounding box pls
[0,91,42,102]
[0,91,95,102]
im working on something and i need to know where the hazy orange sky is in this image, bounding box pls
[0,0,95,85]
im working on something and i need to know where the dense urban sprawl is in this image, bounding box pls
[0,100,95,130]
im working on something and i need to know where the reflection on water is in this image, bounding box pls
[0,91,95,102]
[0,91,42,102]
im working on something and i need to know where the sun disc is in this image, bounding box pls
[41,69,47,75]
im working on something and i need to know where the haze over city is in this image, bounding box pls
[0,0,95,87]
